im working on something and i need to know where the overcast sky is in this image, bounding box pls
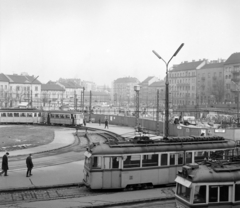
[0,0,239,86]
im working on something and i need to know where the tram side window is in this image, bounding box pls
[27,113,32,117]
[1,113,6,117]
[92,157,102,169]
[194,151,209,163]
[123,155,140,168]
[193,185,206,204]
[176,183,191,202]
[142,154,158,167]
[219,185,229,202]
[55,114,59,118]
[209,186,218,202]
[51,114,54,118]
[235,184,240,201]
[170,153,175,165]
[38,112,41,117]
[20,113,26,117]
[14,113,19,117]
[34,113,37,117]
[112,157,119,169]
[161,154,168,166]
[60,114,64,119]
[7,113,13,117]
[178,152,183,165]
[210,151,224,160]
[186,152,192,164]
[66,114,70,119]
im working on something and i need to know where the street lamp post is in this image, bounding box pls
[134,85,140,126]
[30,76,39,108]
[82,87,85,112]
[152,43,184,138]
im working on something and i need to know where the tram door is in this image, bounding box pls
[168,152,183,183]
[103,157,121,189]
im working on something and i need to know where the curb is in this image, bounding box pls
[0,182,85,193]
[82,196,175,208]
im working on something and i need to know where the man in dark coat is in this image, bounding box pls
[26,154,34,177]
[0,152,9,176]
[104,119,109,129]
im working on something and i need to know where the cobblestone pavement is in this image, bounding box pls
[0,186,175,206]
[0,186,107,205]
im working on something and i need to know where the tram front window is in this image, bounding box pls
[84,157,91,168]
[193,185,206,204]
[92,156,102,169]
[209,186,218,202]
[176,183,191,202]
[235,184,240,201]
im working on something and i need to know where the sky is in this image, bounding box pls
[0,0,240,86]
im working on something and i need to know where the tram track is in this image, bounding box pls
[5,125,124,170]
[0,184,175,206]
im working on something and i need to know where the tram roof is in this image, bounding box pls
[48,110,83,114]
[0,108,41,112]
[89,139,236,155]
[179,161,240,183]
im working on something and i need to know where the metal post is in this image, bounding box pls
[83,87,85,112]
[152,43,184,138]
[134,85,140,126]
[156,89,160,135]
[238,92,240,127]
[89,91,92,122]
[165,64,169,138]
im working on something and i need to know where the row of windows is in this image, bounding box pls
[86,150,227,170]
[177,183,240,204]
[50,114,83,119]
[169,71,196,77]
[1,112,41,117]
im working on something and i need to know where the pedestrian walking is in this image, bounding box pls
[26,154,34,177]
[104,119,109,129]
[99,118,101,126]
[0,152,9,176]
[83,119,86,127]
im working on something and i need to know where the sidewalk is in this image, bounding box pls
[0,124,174,208]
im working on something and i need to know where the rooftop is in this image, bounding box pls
[41,84,65,91]
[171,60,204,71]
[224,52,240,65]
[114,77,139,83]
[5,74,41,84]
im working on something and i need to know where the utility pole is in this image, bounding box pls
[134,85,140,126]
[89,91,92,122]
[152,43,184,137]
[156,89,160,135]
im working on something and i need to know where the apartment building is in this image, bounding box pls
[169,60,205,107]
[113,77,139,106]
[197,60,224,105]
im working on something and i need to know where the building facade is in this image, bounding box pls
[139,76,159,106]
[224,53,240,104]
[196,60,224,105]
[113,77,140,106]
[169,60,205,107]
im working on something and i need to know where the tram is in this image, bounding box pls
[175,156,240,208]
[0,108,84,126]
[83,136,237,190]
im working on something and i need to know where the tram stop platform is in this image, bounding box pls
[0,123,172,208]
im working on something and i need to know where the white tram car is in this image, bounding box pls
[0,108,84,126]
[175,157,240,208]
[83,136,237,190]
